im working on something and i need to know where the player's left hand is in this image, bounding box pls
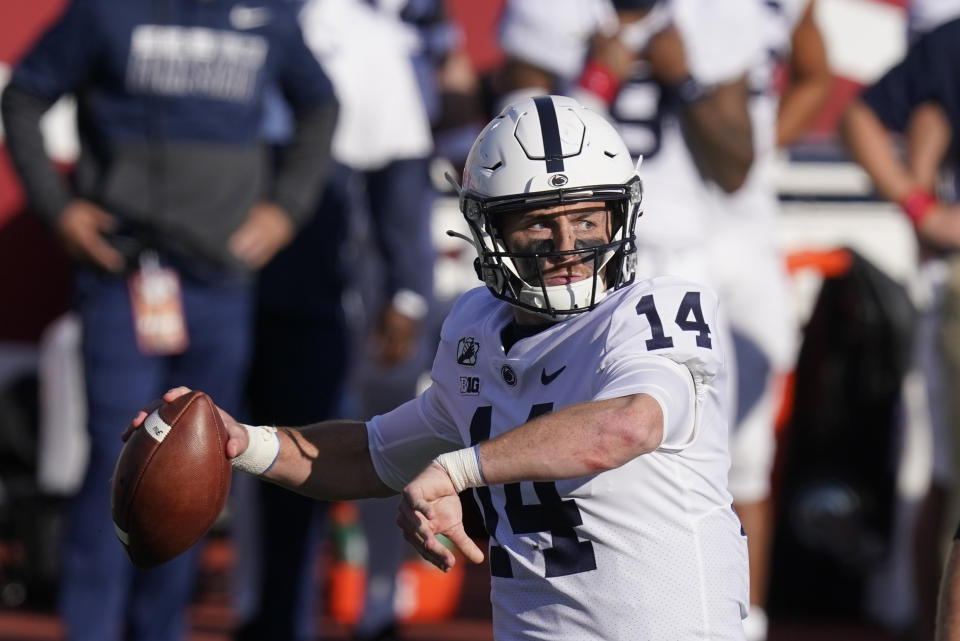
[398,463,485,572]
[122,387,250,459]
[229,202,295,269]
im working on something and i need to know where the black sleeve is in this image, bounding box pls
[270,99,339,226]
[267,2,339,226]
[0,85,72,225]
[860,23,950,132]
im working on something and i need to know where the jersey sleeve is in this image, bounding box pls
[498,0,616,81]
[595,279,727,451]
[675,0,765,85]
[595,354,698,451]
[366,384,465,492]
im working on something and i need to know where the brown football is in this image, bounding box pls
[111,390,231,568]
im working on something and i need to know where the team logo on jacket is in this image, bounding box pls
[501,365,517,386]
[457,337,479,366]
[459,376,480,395]
[230,5,272,29]
[128,25,267,102]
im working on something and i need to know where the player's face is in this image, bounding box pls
[498,201,613,287]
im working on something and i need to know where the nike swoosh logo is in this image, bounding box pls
[540,365,566,385]
[230,6,272,30]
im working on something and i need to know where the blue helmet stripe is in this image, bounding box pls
[533,96,565,173]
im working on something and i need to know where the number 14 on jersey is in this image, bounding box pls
[636,291,713,351]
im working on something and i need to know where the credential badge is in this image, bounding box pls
[457,337,480,366]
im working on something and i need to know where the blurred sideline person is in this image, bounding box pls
[0,1,337,640]
[576,0,767,635]
[841,11,960,640]
[130,95,749,641]
[306,4,439,640]
[704,3,829,639]
[235,2,436,640]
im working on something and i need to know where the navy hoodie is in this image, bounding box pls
[2,0,338,271]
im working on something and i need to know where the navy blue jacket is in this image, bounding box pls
[862,17,960,149]
[2,0,338,270]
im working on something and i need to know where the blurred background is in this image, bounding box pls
[0,0,950,640]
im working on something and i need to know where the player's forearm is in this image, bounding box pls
[840,99,915,202]
[778,1,831,147]
[477,393,663,484]
[777,76,831,148]
[906,102,952,191]
[682,81,754,192]
[262,420,395,500]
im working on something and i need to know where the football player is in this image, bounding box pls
[705,3,829,639]
[131,95,748,640]
[577,2,768,633]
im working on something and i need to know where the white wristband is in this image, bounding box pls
[391,289,428,321]
[433,445,487,494]
[232,424,280,476]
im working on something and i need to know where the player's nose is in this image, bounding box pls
[552,220,578,253]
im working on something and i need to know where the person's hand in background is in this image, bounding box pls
[229,202,296,269]
[370,302,421,368]
[56,199,125,272]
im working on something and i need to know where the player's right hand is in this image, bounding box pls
[398,463,485,572]
[123,387,250,460]
[56,199,125,273]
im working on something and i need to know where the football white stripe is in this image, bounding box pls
[114,522,130,545]
[144,410,172,443]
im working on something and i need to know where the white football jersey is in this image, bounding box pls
[367,278,748,641]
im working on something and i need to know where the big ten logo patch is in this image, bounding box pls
[459,376,480,395]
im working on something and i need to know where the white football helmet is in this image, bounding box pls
[454,95,642,320]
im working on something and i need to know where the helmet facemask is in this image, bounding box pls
[461,177,642,320]
[454,95,644,320]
